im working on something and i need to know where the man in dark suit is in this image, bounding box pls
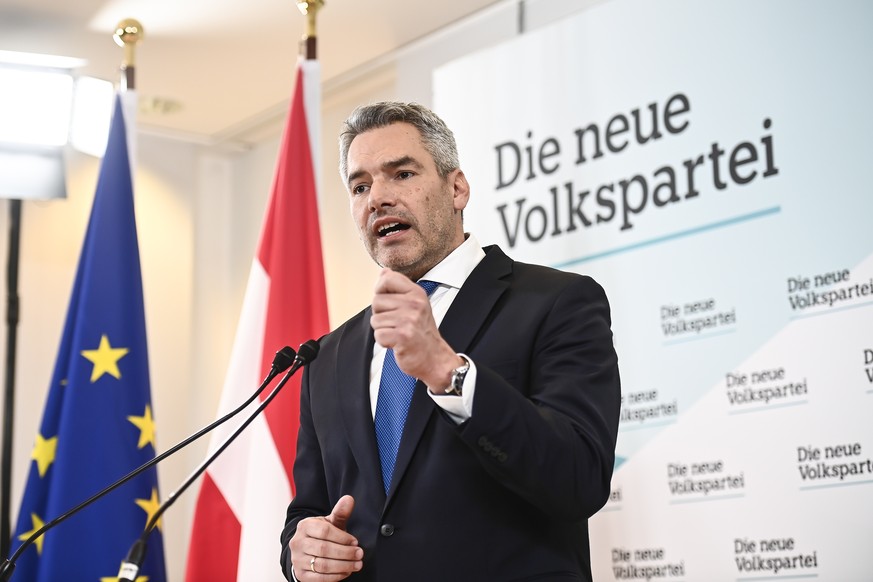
[280,102,620,581]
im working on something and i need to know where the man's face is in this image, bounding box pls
[346,122,469,280]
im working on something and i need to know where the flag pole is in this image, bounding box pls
[297,1,325,59]
[114,19,143,91]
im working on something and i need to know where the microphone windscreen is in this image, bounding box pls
[272,346,297,373]
[296,339,320,365]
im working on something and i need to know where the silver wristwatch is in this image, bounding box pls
[445,354,470,396]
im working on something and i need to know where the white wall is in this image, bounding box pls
[1,1,606,579]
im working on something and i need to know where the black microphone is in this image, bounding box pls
[0,346,297,582]
[116,339,320,582]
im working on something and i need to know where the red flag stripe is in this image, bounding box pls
[258,64,328,483]
[184,474,241,582]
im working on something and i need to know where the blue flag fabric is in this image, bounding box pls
[10,96,167,581]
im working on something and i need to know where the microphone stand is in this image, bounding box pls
[116,339,320,581]
[0,346,296,581]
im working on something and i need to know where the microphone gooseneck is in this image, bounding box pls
[116,340,320,582]
[0,346,296,582]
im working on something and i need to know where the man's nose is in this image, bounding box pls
[368,180,396,210]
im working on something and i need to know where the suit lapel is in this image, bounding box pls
[388,246,512,499]
[438,245,512,356]
[337,307,384,492]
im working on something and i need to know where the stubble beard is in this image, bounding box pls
[365,209,460,281]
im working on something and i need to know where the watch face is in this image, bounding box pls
[449,371,466,395]
[447,355,469,395]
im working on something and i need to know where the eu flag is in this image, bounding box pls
[10,95,167,581]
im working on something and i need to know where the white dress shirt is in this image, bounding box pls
[368,234,486,424]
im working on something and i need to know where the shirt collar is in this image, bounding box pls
[419,233,485,290]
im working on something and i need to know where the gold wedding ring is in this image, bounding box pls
[310,556,317,572]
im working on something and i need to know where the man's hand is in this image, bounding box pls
[371,269,463,392]
[289,495,363,580]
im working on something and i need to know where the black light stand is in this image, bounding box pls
[1,198,22,557]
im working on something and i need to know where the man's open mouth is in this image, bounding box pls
[377,222,411,237]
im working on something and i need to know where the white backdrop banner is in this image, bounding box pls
[434,0,873,580]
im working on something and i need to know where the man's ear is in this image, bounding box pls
[450,169,470,211]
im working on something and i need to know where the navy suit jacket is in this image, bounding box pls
[281,245,620,581]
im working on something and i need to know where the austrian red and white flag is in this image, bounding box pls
[185,58,329,582]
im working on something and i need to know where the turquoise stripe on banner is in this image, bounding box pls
[737,575,819,581]
[789,298,873,320]
[799,479,873,491]
[620,418,677,432]
[552,206,781,268]
[663,327,737,346]
[669,492,745,505]
[728,400,808,415]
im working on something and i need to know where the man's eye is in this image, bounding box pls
[352,184,369,195]
[397,171,414,180]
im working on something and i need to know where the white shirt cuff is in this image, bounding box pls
[428,353,476,423]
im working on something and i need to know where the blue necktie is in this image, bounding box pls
[374,280,440,493]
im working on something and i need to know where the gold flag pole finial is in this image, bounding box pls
[297,1,325,59]
[113,19,144,91]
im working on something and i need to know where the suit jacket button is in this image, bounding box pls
[380,524,395,537]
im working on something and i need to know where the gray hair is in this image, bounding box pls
[338,101,459,184]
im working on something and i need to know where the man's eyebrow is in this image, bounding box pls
[347,156,425,188]
[347,169,365,188]
[382,155,424,171]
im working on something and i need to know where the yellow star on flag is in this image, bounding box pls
[80,334,129,382]
[18,513,46,555]
[100,576,149,582]
[135,488,162,531]
[31,433,58,477]
[127,405,156,450]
